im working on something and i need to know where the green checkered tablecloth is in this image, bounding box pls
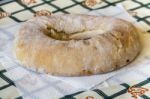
[0,0,150,99]
[61,78,150,99]
[0,0,150,33]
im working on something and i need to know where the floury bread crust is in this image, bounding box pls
[15,14,141,76]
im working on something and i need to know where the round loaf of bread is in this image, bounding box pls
[14,14,141,76]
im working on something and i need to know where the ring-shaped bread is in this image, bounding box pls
[15,14,141,76]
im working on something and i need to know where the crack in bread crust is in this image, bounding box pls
[43,25,105,40]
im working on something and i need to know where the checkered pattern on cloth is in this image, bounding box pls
[61,78,150,99]
[0,0,150,33]
[0,64,22,99]
[0,0,150,99]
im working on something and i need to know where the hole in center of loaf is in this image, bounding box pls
[43,25,104,41]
